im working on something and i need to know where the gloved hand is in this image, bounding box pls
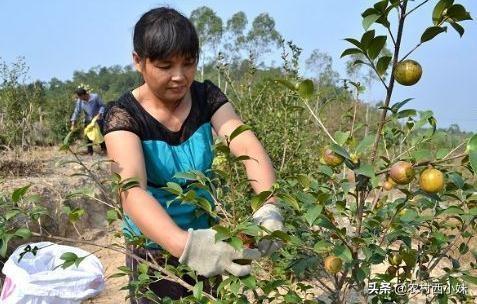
[252,203,284,256]
[179,228,261,277]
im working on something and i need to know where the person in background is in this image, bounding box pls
[70,87,107,155]
[102,7,284,303]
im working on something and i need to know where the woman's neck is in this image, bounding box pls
[133,84,187,113]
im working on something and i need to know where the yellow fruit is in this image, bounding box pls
[388,252,402,266]
[324,256,343,274]
[419,167,445,193]
[383,177,395,191]
[323,148,344,167]
[394,59,423,86]
[389,161,415,185]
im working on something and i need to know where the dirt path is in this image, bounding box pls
[1,146,128,303]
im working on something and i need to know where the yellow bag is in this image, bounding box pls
[84,116,104,145]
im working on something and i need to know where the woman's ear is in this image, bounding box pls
[132,52,143,73]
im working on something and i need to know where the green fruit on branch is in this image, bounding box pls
[389,161,415,185]
[322,148,344,167]
[394,59,422,86]
[324,256,343,274]
[388,252,403,266]
[419,167,445,193]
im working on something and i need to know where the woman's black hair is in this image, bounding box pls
[133,7,199,62]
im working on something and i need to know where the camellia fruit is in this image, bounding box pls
[394,59,422,86]
[388,252,403,266]
[383,177,396,191]
[389,161,415,185]
[324,256,343,274]
[323,148,344,167]
[419,167,445,193]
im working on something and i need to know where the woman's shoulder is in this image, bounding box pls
[194,80,229,118]
[103,92,142,136]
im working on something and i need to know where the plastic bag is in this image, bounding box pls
[1,242,104,304]
[84,116,104,145]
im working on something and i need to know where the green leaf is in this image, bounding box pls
[421,26,447,43]
[461,274,477,285]
[315,215,337,231]
[318,165,334,177]
[138,263,149,274]
[163,182,183,196]
[396,109,417,119]
[5,210,20,221]
[467,134,477,174]
[360,30,376,49]
[446,4,472,21]
[433,0,454,24]
[60,252,78,262]
[297,79,314,100]
[399,209,418,222]
[278,193,300,211]
[240,275,256,289]
[250,190,272,211]
[106,209,119,224]
[274,79,297,91]
[428,116,437,135]
[367,36,387,60]
[193,281,203,299]
[390,98,414,113]
[12,185,31,203]
[229,236,243,250]
[304,205,323,226]
[376,56,392,76]
[14,228,32,239]
[448,172,464,189]
[438,206,464,216]
[313,240,333,254]
[334,131,350,146]
[329,143,351,160]
[344,38,363,50]
[213,225,231,242]
[412,149,432,162]
[449,21,465,37]
[362,14,381,30]
[355,164,375,178]
[340,48,363,58]
[436,148,450,159]
[374,0,389,12]
[334,244,352,262]
[356,134,375,155]
[229,124,252,142]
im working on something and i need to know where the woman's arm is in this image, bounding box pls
[105,131,188,257]
[211,103,276,202]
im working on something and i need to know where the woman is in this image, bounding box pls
[103,7,284,302]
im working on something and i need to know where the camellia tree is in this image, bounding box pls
[271,0,476,303]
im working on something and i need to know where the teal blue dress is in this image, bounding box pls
[103,80,228,248]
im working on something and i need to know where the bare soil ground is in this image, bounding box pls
[1,146,476,303]
[1,146,128,303]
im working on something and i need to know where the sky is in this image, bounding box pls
[1,0,476,131]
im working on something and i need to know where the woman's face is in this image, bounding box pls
[134,53,197,103]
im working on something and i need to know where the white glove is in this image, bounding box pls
[252,203,284,256]
[179,228,261,277]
